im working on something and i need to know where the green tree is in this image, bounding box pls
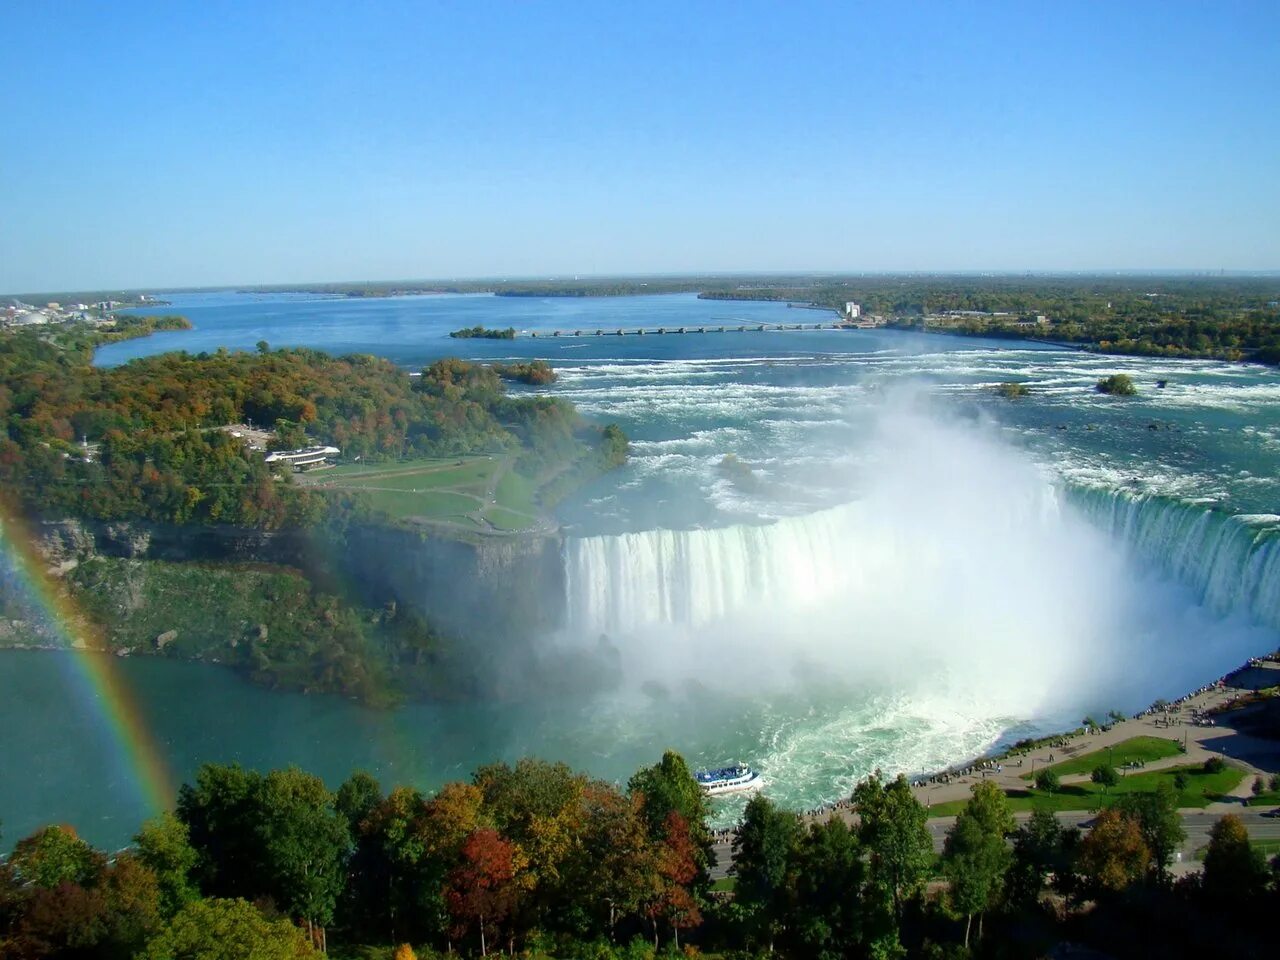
[140,897,317,959]
[255,767,352,951]
[1091,764,1120,794]
[177,763,265,898]
[942,782,1014,947]
[1007,808,1066,906]
[134,813,200,918]
[1034,768,1060,794]
[7,824,105,889]
[732,794,801,952]
[335,771,383,834]
[1096,373,1137,395]
[790,817,866,960]
[853,773,933,939]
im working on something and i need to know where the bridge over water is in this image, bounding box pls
[525,321,879,338]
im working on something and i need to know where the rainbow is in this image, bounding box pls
[0,505,176,818]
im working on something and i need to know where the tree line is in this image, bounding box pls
[2,754,1277,959]
[700,276,1280,364]
[0,328,625,530]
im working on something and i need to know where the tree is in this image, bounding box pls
[1096,374,1137,395]
[177,763,265,898]
[733,794,801,952]
[1203,814,1268,901]
[255,767,353,951]
[627,751,713,876]
[134,813,200,918]
[791,817,866,960]
[445,829,525,957]
[574,784,661,940]
[1034,769,1060,794]
[335,771,383,833]
[853,773,933,937]
[1117,782,1185,883]
[996,381,1028,398]
[643,812,702,950]
[7,824,105,889]
[1007,808,1066,906]
[942,782,1014,947]
[1091,764,1120,794]
[1077,808,1149,895]
[140,898,317,959]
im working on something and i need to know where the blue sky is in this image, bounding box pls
[2,1,1277,292]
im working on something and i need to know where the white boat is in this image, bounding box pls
[695,763,762,796]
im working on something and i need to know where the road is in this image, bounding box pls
[709,807,1280,880]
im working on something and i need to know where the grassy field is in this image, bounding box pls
[303,456,542,530]
[929,762,1247,817]
[1019,736,1185,780]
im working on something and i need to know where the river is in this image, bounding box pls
[2,291,1277,848]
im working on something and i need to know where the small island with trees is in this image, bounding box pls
[450,326,516,340]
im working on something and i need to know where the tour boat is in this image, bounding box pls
[695,763,762,796]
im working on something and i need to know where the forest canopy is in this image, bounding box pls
[0,327,622,529]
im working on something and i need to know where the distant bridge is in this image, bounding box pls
[524,322,875,338]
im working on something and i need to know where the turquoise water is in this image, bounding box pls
[3,292,1278,849]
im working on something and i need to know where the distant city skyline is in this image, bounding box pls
[2,1,1278,292]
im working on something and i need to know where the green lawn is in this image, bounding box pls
[495,468,537,514]
[928,763,1247,818]
[1247,789,1280,806]
[482,506,536,531]
[357,489,479,521]
[710,877,737,893]
[1020,736,1185,780]
[306,455,553,531]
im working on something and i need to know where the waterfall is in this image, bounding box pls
[564,489,1280,638]
[563,510,858,635]
[1068,489,1280,631]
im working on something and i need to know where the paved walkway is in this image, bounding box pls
[708,660,1280,880]
[908,661,1279,811]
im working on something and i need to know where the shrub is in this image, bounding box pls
[1096,373,1137,396]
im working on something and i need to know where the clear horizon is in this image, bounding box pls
[3,1,1278,292]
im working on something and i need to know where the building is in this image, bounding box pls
[263,445,341,471]
[844,302,861,319]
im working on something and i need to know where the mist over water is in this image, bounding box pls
[559,395,1277,817]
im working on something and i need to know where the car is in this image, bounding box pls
[1261,808,1280,819]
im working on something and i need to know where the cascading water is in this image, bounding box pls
[565,488,1280,640]
[1068,489,1280,632]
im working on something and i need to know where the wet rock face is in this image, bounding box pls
[29,516,568,653]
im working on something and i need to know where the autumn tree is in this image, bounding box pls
[445,828,526,957]
[1077,808,1149,896]
[1116,782,1185,883]
[573,783,661,939]
[627,751,713,879]
[1202,813,1269,901]
[643,812,702,950]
